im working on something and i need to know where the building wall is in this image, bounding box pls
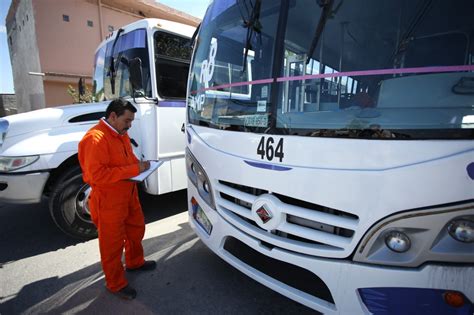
[101,6,139,39]
[34,0,141,107]
[43,81,92,108]
[34,0,103,75]
[7,0,45,113]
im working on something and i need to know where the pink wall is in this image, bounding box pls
[101,7,138,38]
[32,0,142,106]
[8,0,199,110]
[43,75,93,107]
[34,0,103,76]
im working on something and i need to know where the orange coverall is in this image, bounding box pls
[78,119,145,292]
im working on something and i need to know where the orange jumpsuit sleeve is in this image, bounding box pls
[80,132,140,185]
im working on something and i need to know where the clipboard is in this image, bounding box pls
[129,160,164,182]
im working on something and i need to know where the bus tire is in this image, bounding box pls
[49,166,97,240]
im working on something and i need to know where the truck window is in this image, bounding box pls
[154,31,192,99]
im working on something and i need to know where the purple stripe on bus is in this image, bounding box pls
[191,64,474,95]
[244,160,292,171]
[467,162,474,180]
[276,65,474,83]
[191,78,274,94]
[158,101,186,107]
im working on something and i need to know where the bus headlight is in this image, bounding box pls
[384,230,411,253]
[186,149,215,209]
[448,219,474,243]
[186,156,197,186]
[203,179,210,193]
[0,155,39,172]
[354,202,474,267]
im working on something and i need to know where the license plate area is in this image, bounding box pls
[192,198,213,235]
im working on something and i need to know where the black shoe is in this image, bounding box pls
[109,285,137,300]
[126,260,157,272]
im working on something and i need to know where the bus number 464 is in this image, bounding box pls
[257,136,284,162]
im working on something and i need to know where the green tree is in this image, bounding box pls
[67,84,95,103]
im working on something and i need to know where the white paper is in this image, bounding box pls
[257,100,267,112]
[128,160,163,182]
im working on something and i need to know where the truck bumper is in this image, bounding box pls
[0,172,49,204]
[187,184,474,315]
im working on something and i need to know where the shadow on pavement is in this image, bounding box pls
[0,221,315,314]
[0,189,188,265]
[0,200,79,266]
[140,189,188,224]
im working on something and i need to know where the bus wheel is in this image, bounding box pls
[49,166,97,240]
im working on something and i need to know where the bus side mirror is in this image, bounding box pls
[129,57,144,92]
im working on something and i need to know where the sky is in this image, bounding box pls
[0,0,209,94]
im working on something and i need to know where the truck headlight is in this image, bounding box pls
[0,155,39,172]
[448,219,474,243]
[186,149,215,209]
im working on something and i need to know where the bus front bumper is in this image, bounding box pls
[187,186,474,315]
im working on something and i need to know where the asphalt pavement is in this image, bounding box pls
[0,190,316,314]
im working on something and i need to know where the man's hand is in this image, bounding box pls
[139,160,150,173]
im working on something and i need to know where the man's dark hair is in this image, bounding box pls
[105,98,137,118]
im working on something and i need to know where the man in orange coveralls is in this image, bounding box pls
[78,98,156,300]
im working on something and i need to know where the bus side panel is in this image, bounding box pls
[171,157,186,191]
[156,105,186,194]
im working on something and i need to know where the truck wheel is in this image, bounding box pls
[49,166,98,240]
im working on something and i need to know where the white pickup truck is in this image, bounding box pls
[0,19,195,239]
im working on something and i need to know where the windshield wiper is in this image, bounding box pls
[240,0,262,73]
[305,0,337,64]
[389,0,433,67]
[108,28,124,95]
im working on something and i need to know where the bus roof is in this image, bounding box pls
[94,18,195,54]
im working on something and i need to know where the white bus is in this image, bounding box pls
[185,0,474,313]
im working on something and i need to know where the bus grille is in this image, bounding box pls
[215,180,360,258]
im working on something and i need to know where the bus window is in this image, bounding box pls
[277,0,474,138]
[154,31,192,99]
[103,29,151,100]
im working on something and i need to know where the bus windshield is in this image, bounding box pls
[94,29,151,101]
[93,28,192,101]
[188,0,474,139]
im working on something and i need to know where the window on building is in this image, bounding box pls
[87,20,93,27]
[63,14,70,22]
[26,14,28,21]
[9,36,12,46]
[108,25,114,32]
